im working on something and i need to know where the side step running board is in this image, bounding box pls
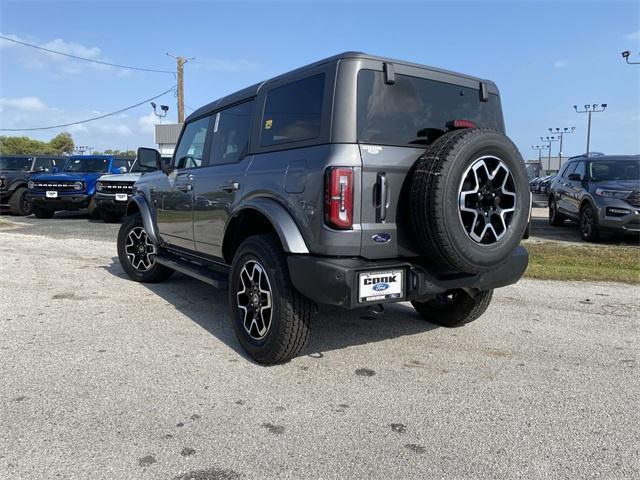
[155,254,229,290]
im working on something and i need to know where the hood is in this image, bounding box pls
[30,171,103,183]
[0,170,30,182]
[591,180,640,191]
[98,172,143,183]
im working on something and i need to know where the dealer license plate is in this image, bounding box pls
[358,270,403,303]
[45,191,58,198]
[115,193,128,201]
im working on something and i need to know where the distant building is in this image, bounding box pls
[526,156,570,177]
[154,123,182,156]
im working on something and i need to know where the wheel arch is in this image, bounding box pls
[222,198,309,264]
[126,194,162,245]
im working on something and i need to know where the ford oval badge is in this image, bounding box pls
[373,283,389,291]
[372,233,391,244]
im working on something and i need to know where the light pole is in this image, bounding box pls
[548,127,575,169]
[531,145,548,176]
[540,136,559,172]
[150,102,169,124]
[573,104,607,155]
[622,51,640,65]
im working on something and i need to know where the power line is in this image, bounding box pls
[0,86,176,131]
[0,34,175,75]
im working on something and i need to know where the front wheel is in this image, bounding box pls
[411,289,493,327]
[117,214,173,282]
[580,204,600,242]
[8,187,32,216]
[229,234,313,364]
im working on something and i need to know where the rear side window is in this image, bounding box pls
[261,74,325,147]
[210,100,255,165]
[357,70,504,146]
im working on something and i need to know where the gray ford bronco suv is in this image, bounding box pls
[118,52,530,364]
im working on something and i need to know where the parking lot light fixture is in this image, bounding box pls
[622,51,640,64]
[574,104,607,155]
[532,144,549,167]
[548,127,575,169]
[540,136,559,172]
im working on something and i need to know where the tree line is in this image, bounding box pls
[0,133,75,155]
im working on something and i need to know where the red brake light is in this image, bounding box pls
[324,167,354,229]
[448,119,476,129]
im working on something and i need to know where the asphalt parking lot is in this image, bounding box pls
[1,215,639,479]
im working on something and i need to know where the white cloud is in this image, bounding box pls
[624,30,640,41]
[138,112,158,134]
[553,60,567,69]
[0,96,47,112]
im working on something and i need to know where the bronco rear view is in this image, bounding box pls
[118,52,530,364]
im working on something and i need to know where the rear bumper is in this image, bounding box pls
[288,246,529,308]
[94,192,130,213]
[27,192,91,210]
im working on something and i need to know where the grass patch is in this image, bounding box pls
[524,242,640,284]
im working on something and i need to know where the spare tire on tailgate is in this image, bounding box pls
[410,128,530,274]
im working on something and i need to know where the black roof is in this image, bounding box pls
[568,153,639,161]
[188,51,496,121]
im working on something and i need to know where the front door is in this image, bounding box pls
[156,115,212,250]
[566,160,586,215]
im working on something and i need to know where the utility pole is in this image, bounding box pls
[167,53,194,124]
[573,104,607,155]
[540,136,559,172]
[547,127,575,170]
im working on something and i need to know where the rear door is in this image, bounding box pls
[156,115,212,250]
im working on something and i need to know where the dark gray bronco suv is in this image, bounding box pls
[118,52,530,364]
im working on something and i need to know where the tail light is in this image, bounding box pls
[324,167,354,229]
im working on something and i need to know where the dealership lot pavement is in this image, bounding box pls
[1,217,639,479]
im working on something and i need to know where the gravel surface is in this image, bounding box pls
[1,218,639,479]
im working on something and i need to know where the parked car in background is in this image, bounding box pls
[539,175,555,195]
[116,52,530,364]
[27,155,132,219]
[0,155,66,215]
[548,154,640,241]
[94,155,163,222]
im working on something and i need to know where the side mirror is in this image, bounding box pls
[118,166,127,174]
[567,173,582,181]
[137,147,163,172]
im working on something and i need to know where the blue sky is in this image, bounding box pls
[1,0,638,158]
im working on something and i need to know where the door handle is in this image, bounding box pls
[220,181,240,192]
[177,184,192,192]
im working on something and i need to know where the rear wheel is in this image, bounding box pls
[548,197,565,226]
[411,289,493,327]
[580,204,600,242]
[229,234,313,364]
[32,205,54,219]
[8,187,31,216]
[117,214,173,282]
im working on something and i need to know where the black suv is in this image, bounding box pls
[117,52,530,364]
[548,154,640,241]
[0,155,66,215]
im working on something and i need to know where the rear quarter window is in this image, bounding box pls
[261,74,325,147]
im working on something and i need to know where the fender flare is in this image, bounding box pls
[226,198,309,254]
[128,194,163,245]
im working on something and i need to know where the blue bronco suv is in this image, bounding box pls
[27,155,132,219]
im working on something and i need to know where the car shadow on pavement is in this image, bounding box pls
[105,257,440,363]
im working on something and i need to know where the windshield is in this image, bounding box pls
[0,156,32,171]
[64,158,110,173]
[357,70,504,146]
[589,160,640,181]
